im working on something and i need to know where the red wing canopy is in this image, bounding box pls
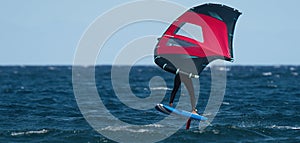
[154,3,241,76]
[190,3,242,59]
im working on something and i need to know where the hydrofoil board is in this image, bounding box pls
[155,104,207,121]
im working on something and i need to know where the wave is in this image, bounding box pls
[100,126,150,133]
[291,72,298,76]
[144,123,164,128]
[268,125,300,130]
[289,67,296,71]
[150,87,171,91]
[222,102,230,105]
[262,72,272,76]
[217,67,230,71]
[11,129,48,136]
[100,124,164,133]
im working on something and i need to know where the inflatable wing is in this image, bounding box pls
[154,3,241,77]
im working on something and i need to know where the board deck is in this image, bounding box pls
[155,104,207,121]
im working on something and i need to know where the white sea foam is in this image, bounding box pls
[222,102,230,105]
[291,72,298,76]
[48,66,56,70]
[101,126,151,133]
[100,124,164,133]
[11,129,48,136]
[150,87,171,91]
[289,67,296,71]
[269,125,300,130]
[212,66,230,71]
[144,124,164,128]
[262,72,272,76]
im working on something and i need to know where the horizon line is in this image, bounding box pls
[0,64,299,67]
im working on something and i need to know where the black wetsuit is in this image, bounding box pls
[169,73,196,111]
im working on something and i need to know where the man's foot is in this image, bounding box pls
[192,109,199,115]
[169,103,173,107]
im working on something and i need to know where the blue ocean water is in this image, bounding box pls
[0,65,299,143]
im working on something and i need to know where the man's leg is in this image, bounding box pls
[169,74,181,107]
[181,75,196,113]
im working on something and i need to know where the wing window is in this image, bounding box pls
[175,23,204,43]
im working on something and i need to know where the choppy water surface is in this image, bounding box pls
[0,66,299,143]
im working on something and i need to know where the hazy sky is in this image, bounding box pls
[1,0,300,65]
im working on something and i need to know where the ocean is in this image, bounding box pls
[0,65,299,143]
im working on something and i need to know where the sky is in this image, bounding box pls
[1,0,300,65]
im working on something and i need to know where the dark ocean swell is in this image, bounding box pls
[0,66,299,143]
